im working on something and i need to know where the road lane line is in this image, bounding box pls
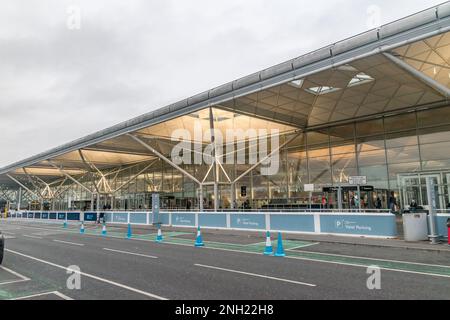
[12,291,73,300]
[5,249,168,300]
[194,264,316,287]
[287,243,320,250]
[52,291,74,300]
[53,240,84,247]
[5,221,450,277]
[24,235,44,240]
[0,266,31,281]
[103,248,158,259]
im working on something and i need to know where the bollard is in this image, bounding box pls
[263,231,273,256]
[127,223,132,239]
[156,225,163,243]
[195,226,204,247]
[274,232,286,257]
[101,223,107,236]
[80,222,85,234]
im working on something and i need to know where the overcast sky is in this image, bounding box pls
[0,0,445,167]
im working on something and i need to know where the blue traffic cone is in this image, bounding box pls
[263,231,273,255]
[127,223,132,239]
[274,232,286,257]
[194,226,204,247]
[156,225,163,243]
[80,222,85,234]
[101,223,107,236]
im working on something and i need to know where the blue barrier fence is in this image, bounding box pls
[7,210,410,239]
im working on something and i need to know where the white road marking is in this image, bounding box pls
[293,249,450,268]
[287,243,320,250]
[5,220,450,278]
[53,240,84,247]
[0,266,31,286]
[195,264,316,287]
[5,249,168,300]
[103,248,158,259]
[12,291,73,300]
[24,235,44,240]
[2,232,16,235]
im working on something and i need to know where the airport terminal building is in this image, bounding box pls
[1,4,450,214]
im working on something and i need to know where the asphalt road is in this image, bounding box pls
[0,219,449,300]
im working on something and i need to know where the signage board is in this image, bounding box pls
[349,176,367,185]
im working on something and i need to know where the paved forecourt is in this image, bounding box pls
[0,219,449,300]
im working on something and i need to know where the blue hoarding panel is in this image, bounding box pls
[320,214,397,237]
[230,214,266,230]
[172,213,195,226]
[41,212,49,219]
[270,214,315,232]
[27,212,34,219]
[104,213,113,222]
[130,213,147,224]
[84,212,97,222]
[437,215,449,238]
[199,214,227,228]
[34,212,41,219]
[113,212,128,223]
[57,213,66,220]
[67,212,80,221]
[49,212,57,220]
[159,213,169,225]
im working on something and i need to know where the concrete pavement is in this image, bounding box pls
[0,219,449,300]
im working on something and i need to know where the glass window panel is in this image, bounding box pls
[386,146,420,164]
[422,159,450,170]
[331,143,355,155]
[420,141,450,161]
[385,130,418,148]
[307,130,329,146]
[356,119,384,137]
[329,124,354,142]
[356,135,385,152]
[333,167,358,184]
[384,113,417,132]
[418,125,450,144]
[358,149,387,166]
[308,147,330,158]
[388,162,421,178]
[332,153,357,168]
[309,170,332,184]
[359,165,389,188]
[308,156,330,170]
[417,107,450,128]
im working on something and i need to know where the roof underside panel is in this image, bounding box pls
[1,5,450,185]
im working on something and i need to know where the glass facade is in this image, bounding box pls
[30,105,450,212]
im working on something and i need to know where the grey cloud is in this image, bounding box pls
[0,0,445,166]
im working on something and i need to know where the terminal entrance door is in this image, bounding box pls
[399,173,444,210]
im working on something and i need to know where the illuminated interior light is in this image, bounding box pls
[305,86,341,95]
[288,79,304,88]
[348,73,375,87]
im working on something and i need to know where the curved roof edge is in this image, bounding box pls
[2,2,450,175]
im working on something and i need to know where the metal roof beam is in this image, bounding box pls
[127,134,201,185]
[383,52,450,98]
